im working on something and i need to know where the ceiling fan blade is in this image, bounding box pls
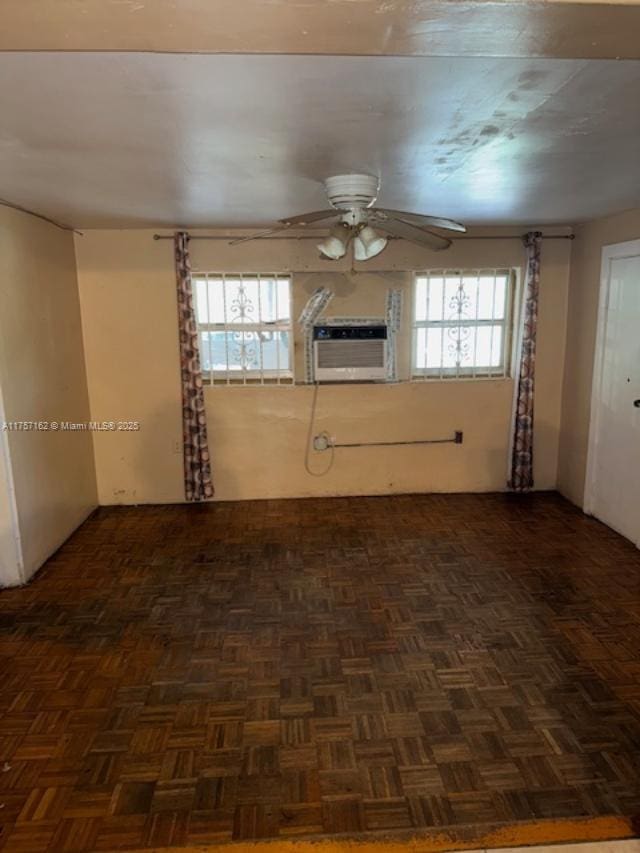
[372,209,466,233]
[228,225,291,246]
[376,218,452,251]
[279,210,337,226]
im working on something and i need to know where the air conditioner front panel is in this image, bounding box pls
[313,324,388,382]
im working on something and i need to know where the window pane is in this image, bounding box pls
[207,278,227,324]
[259,277,275,322]
[415,277,428,321]
[416,326,460,370]
[459,275,479,319]
[200,330,290,373]
[193,277,209,324]
[414,270,511,377]
[427,276,445,321]
[416,272,509,324]
[224,276,260,324]
[444,276,465,321]
[475,324,504,368]
[444,275,506,322]
[200,331,229,372]
[443,325,468,368]
[195,277,291,326]
[415,327,428,369]
[264,330,290,370]
[193,274,292,381]
[277,278,291,321]
[417,326,446,369]
[477,274,507,320]
[416,324,504,373]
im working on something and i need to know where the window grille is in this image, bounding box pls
[412,269,515,379]
[192,273,292,385]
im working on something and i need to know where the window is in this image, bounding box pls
[192,273,292,384]
[413,269,514,379]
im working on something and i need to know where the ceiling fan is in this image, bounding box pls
[230,174,466,259]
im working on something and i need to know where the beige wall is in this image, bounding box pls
[0,207,97,583]
[76,228,570,504]
[558,208,640,506]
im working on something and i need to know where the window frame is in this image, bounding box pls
[411,268,517,381]
[191,272,294,386]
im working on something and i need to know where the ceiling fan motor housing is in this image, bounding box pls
[324,173,379,210]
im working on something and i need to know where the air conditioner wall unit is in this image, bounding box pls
[313,324,388,382]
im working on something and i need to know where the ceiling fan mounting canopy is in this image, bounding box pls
[324,173,380,210]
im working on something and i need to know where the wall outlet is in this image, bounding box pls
[173,440,181,454]
[313,433,333,452]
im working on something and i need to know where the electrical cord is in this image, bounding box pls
[304,382,335,477]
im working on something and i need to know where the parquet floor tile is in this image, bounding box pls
[0,492,639,851]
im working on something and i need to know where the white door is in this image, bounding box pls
[586,239,640,545]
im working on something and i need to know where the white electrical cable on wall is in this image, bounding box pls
[303,383,335,477]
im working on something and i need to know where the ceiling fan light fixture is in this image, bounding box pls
[317,223,350,259]
[354,224,388,260]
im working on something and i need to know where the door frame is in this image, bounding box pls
[584,238,640,520]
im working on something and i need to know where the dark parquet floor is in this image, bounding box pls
[0,492,639,851]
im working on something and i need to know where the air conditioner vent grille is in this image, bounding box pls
[317,339,385,369]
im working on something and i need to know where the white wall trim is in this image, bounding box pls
[0,383,24,586]
[584,238,640,516]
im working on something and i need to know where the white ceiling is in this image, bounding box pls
[1,53,639,228]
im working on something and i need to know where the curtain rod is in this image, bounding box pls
[153,233,574,242]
